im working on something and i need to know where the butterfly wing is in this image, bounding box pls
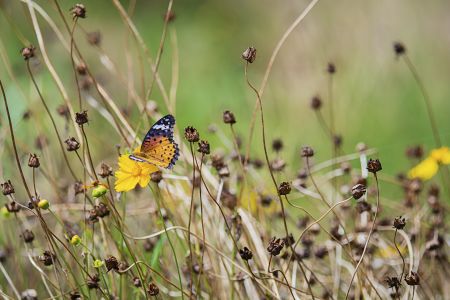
[130,114,179,169]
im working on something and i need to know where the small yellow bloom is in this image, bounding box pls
[70,235,81,246]
[93,259,104,268]
[114,151,159,192]
[408,157,438,180]
[430,147,450,164]
[408,146,450,180]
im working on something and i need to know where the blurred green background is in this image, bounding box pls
[0,0,449,186]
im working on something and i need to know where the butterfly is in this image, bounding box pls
[129,114,179,169]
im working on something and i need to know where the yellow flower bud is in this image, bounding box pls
[92,185,107,198]
[38,199,50,210]
[70,235,81,246]
[93,259,104,268]
[1,207,11,218]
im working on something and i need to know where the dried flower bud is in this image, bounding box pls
[39,251,56,266]
[223,110,236,124]
[95,203,110,218]
[260,195,272,207]
[333,134,342,148]
[21,46,35,60]
[218,166,230,178]
[28,154,40,169]
[1,180,15,195]
[71,4,86,19]
[393,216,406,230]
[21,289,38,300]
[393,42,406,56]
[56,104,70,118]
[75,110,88,126]
[267,237,285,256]
[35,135,49,150]
[278,182,291,195]
[86,274,100,289]
[23,229,35,243]
[301,146,314,158]
[272,139,283,152]
[242,47,256,63]
[69,291,81,300]
[239,247,253,260]
[87,31,101,46]
[198,140,210,155]
[314,246,328,259]
[74,181,84,195]
[270,158,286,172]
[75,63,87,75]
[147,283,159,296]
[404,271,420,286]
[184,126,199,142]
[98,163,113,178]
[327,62,336,74]
[150,171,163,183]
[5,201,20,213]
[132,276,142,287]
[367,158,382,173]
[310,95,322,110]
[88,209,99,223]
[105,255,119,272]
[118,261,129,273]
[351,184,366,200]
[65,137,80,151]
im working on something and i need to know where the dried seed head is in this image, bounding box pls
[22,229,35,243]
[267,237,285,256]
[393,42,406,56]
[132,276,142,287]
[71,4,86,19]
[65,137,80,151]
[327,62,336,74]
[5,201,20,213]
[405,145,423,159]
[314,246,328,259]
[1,180,15,195]
[28,153,40,168]
[98,163,113,178]
[184,126,199,142]
[86,274,100,289]
[35,135,49,149]
[351,184,366,200]
[272,138,283,152]
[76,63,87,75]
[21,46,35,60]
[88,209,99,223]
[310,95,322,110]
[367,158,382,173]
[242,47,256,63]
[393,216,406,230]
[404,271,420,286]
[238,247,253,260]
[95,203,110,218]
[340,162,351,174]
[278,182,291,195]
[73,181,84,195]
[75,110,88,126]
[104,255,119,272]
[260,195,272,207]
[87,31,101,46]
[21,289,38,300]
[147,283,159,296]
[270,158,286,172]
[223,110,236,124]
[333,134,343,148]
[301,146,314,158]
[151,171,163,183]
[39,250,56,266]
[56,104,70,118]
[118,261,129,273]
[197,140,210,155]
[218,166,230,178]
[385,276,401,290]
[69,291,81,300]
[356,201,371,214]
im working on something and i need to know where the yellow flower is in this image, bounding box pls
[430,147,450,164]
[114,151,159,192]
[408,157,439,180]
[408,146,450,180]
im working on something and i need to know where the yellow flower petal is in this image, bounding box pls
[430,147,450,164]
[115,176,139,192]
[408,157,439,180]
[138,174,151,188]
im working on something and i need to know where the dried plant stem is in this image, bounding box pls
[194,154,207,295]
[345,173,380,299]
[394,229,406,284]
[0,262,20,300]
[244,63,315,299]
[26,61,78,180]
[70,17,82,110]
[244,0,320,166]
[187,143,196,297]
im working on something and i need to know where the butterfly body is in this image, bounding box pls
[129,114,179,169]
